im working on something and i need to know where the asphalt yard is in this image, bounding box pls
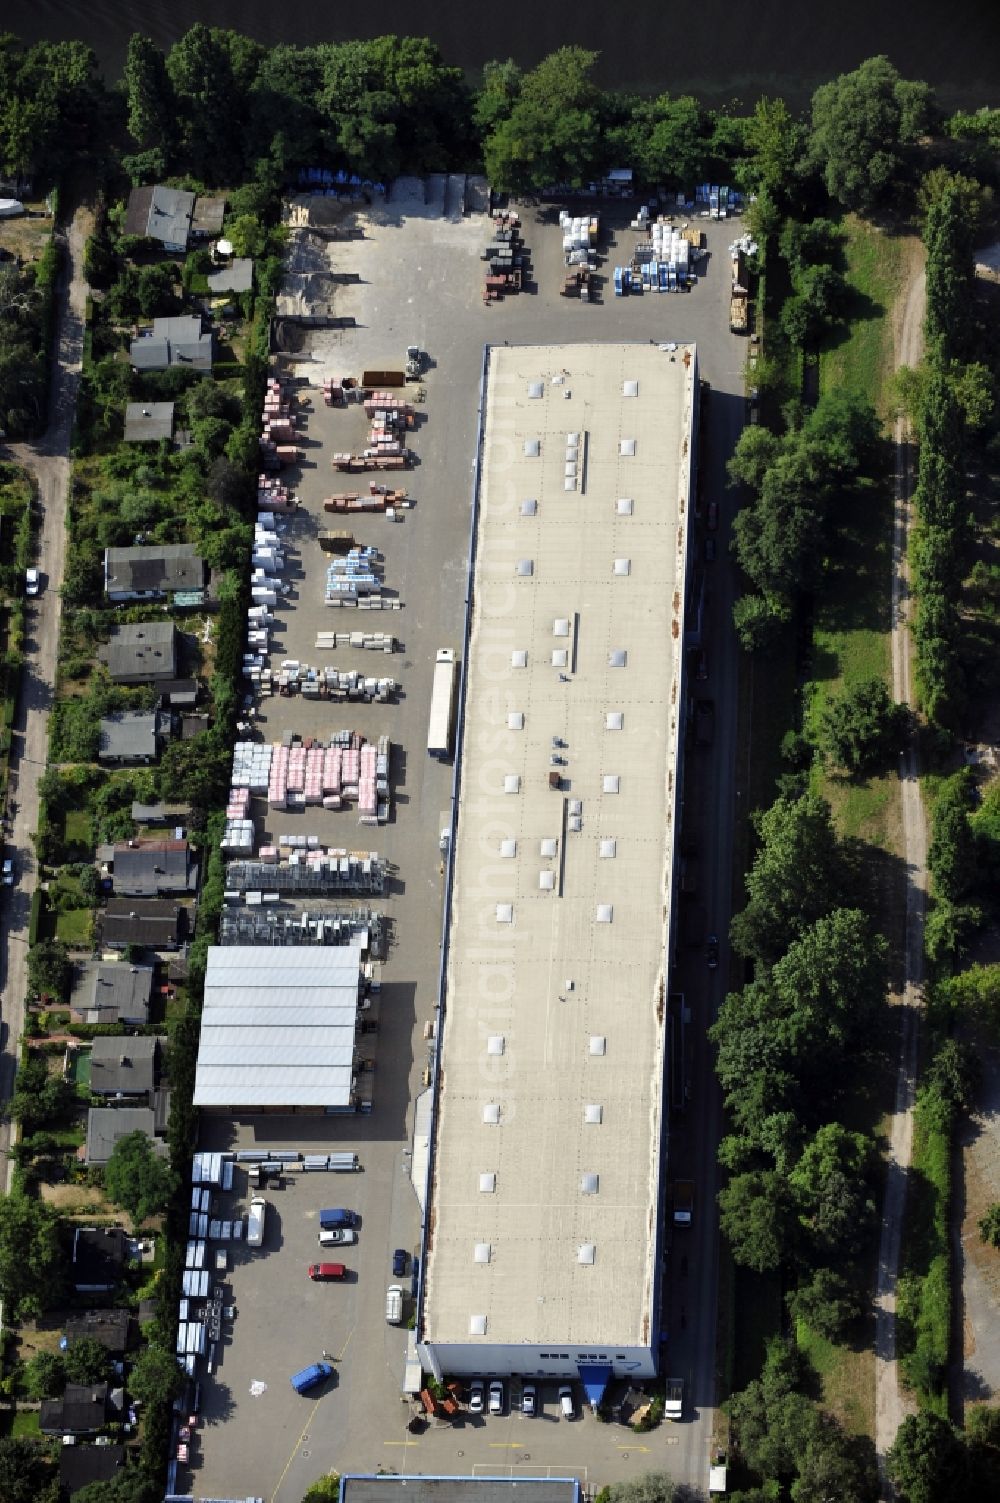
[195,179,746,1502]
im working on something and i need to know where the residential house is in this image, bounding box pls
[72,1227,128,1292]
[131,801,189,828]
[130,315,214,373]
[104,622,178,684]
[124,401,174,443]
[69,961,154,1027]
[85,1106,165,1167]
[104,544,204,603]
[60,1444,127,1498]
[191,196,226,237]
[90,1036,159,1101]
[98,710,172,766]
[40,1382,113,1437]
[125,185,195,251]
[101,898,187,951]
[65,1309,130,1356]
[112,839,198,898]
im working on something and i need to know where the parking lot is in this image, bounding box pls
[195,179,747,1502]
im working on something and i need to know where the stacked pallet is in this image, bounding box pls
[257,478,297,512]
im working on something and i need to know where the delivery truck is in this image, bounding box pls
[427,648,457,758]
[385,1285,404,1324]
[246,1196,266,1247]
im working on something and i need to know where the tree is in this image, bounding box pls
[727,426,782,491]
[979,1204,1000,1249]
[23,1348,67,1399]
[0,1192,64,1320]
[741,96,803,200]
[157,732,231,810]
[482,47,604,192]
[75,1470,161,1503]
[927,769,978,901]
[0,1437,60,1503]
[123,34,174,153]
[729,793,848,965]
[127,1342,186,1408]
[10,1053,76,1132]
[104,1131,174,1224]
[789,1124,877,1256]
[65,1335,111,1384]
[718,1170,797,1272]
[601,1473,675,1503]
[820,677,908,772]
[887,1411,967,1503]
[302,1475,342,1503]
[809,57,935,212]
[26,938,72,1000]
[787,1267,864,1341]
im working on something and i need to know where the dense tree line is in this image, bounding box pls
[712,790,888,1334]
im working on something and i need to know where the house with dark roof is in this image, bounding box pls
[72,1227,128,1292]
[104,544,204,603]
[60,1442,127,1496]
[191,196,226,237]
[70,961,154,1026]
[112,839,197,898]
[85,1106,165,1167]
[104,622,178,684]
[124,401,174,443]
[131,801,189,828]
[101,898,187,951]
[124,185,195,251]
[90,1036,159,1100]
[40,1382,112,1436]
[65,1309,130,1355]
[130,315,214,373]
[98,710,172,766]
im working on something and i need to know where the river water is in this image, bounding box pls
[4,0,998,112]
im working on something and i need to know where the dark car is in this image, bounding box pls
[392,1248,408,1277]
[707,501,719,531]
[704,536,716,563]
[706,934,719,969]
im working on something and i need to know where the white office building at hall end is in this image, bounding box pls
[417,343,697,1389]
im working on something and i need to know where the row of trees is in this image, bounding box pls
[727,389,882,651]
[713,792,888,1338]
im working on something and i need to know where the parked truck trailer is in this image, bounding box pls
[427,648,457,758]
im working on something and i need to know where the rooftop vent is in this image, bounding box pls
[600,838,617,859]
[581,1173,600,1194]
[487,1035,505,1056]
[553,618,570,637]
[585,1103,604,1124]
[540,838,558,857]
[504,774,520,794]
[578,1243,597,1264]
[596,904,614,923]
[521,497,537,516]
[470,1314,488,1335]
[483,1103,501,1125]
[567,432,580,444]
[622,380,638,397]
[507,711,524,730]
[564,478,577,491]
[606,711,624,730]
[603,775,620,794]
[608,649,627,668]
[495,904,513,924]
[511,650,528,669]
[479,1172,497,1193]
[528,382,543,399]
[524,439,540,458]
[617,497,634,515]
[590,1035,607,1056]
[620,439,636,456]
[568,799,583,816]
[539,871,555,891]
[614,558,631,576]
[516,558,534,577]
[499,839,517,859]
[474,1243,492,1263]
[552,649,568,668]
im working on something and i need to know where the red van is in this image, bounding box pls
[308,1263,347,1281]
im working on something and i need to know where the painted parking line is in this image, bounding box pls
[489,1442,522,1449]
[617,1444,651,1453]
[384,1440,421,1447]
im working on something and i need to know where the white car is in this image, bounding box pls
[318,1228,357,1246]
[25,568,39,597]
[522,1383,536,1417]
[468,1380,484,1414]
[489,1380,504,1416]
[559,1385,575,1419]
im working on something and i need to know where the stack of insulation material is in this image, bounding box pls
[305,746,324,804]
[358,741,378,819]
[559,210,599,257]
[257,477,296,511]
[325,547,383,602]
[322,376,345,407]
[287,745,306,793]
[269,743,289,809]
[323,745,342,795]
[342,745,361,801]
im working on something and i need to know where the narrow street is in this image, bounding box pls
[874,263,927,1480]
[0,207,89,1190]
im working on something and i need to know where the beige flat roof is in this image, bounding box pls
[423,343,695,1350]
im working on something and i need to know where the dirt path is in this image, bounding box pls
[0,206,90,1191]
[874,261,926,1482]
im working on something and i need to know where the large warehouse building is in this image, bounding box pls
[417,343,697,1390]
[193,946,361,1112]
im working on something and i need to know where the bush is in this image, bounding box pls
[820,677,908,773]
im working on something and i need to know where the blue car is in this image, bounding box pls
[392,1248,408,1277]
